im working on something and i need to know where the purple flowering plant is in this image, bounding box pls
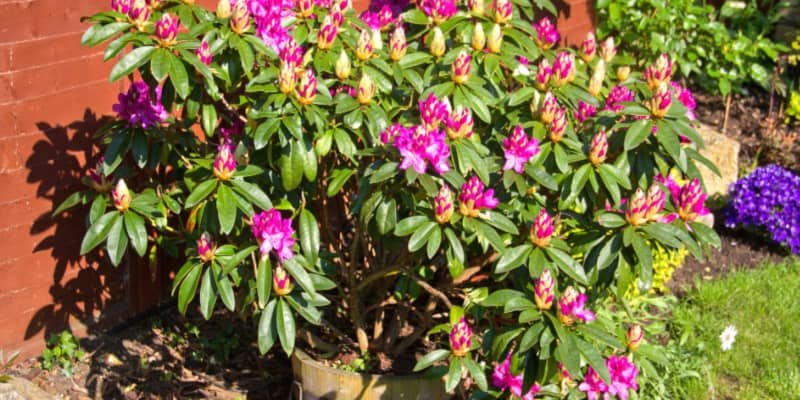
[62,0,723,396]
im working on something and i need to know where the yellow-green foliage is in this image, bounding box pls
[627,242,688,298]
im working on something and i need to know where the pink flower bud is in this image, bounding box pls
[588,59,606,97]
[112,179,131,212]
[551,51,575,87]
[625,188,648,226]
[459,176,499,217]
[230,0,251,34]
[451,50,471,84]
[378,5,394,30]
[280,38,304,67]
[534,268,555,310]
[533,17,559,50]
[503,125,540,173]
[357,74,375,104]
[493,0,512,24]
[471,23,486,51]
[112,0,132,15]
[213,143,237,181]
[645,183,665,221]
[296,68,317,106]
[540,91,558,124]
[557,286,595,326]
[196,40,212,66]
[549,107,567,142]
[599,36,616,62]
[649,82,672,119]
[580,31,596,62]
[317,15,337,50]
[434,185,454,224]
[422,0,457,25]
[445,105,473,140]
[430,27,446,57]
[535,59,552,91]
[390,25,407,61]
[676,178,709,222]
[449,317,473,357]
[356,28,373,61]
[468,0,484,14]
[574,100,597,123]
[644,53,673,90]
[530,208,553,248]
[589,129,608,166]
[296,0,314,18]
[487,23,503,53]
[627,324,643,351]
[331,3,344,27]
[278,62,297,94]
[335,50,351,79]
[87,157,112,192]
[419,93,449,131]
[129,0,150,31]
[273,265,294,296]
[197,233,216,263]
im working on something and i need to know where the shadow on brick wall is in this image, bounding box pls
[24,109,129,343]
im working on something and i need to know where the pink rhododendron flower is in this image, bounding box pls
[574,100,597,123]
[578,365,609,400]
[419,0,456,23]
[533,16,559,49]
[492,353,541,400]
[604,85,635,112]
[394,126,451,174]
[657,175,710,223]
[246,0,295,51]
[606,355,639,399]
[502,125,540,173]
[419,93,449,130]
[557,286,595,325]
[252,209,296,261]
[459,176,498,217]
[113,81,169,129]
[671,81,697,121]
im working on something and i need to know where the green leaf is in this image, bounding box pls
[199,267,217,320]
[201,104,217,136]
[482,289,525,307]
[624,119,652,150]
[576,338,611,384]
[169,54,190,99]
[213,263,235,311]
[495,244,532,274]
[426,226,442,259]
[690,221,721,249]
[485,211,519,234]
[395,215,430,236]
[106,212,128,266]
[110,46,156,82]
[545,247,588,286]
[283,257,316,296]
[576,324,624,350]
[286,292,322,325]
[333,129,357,161]
[216,184,237,234]
[150,48,172,82]
[80,211,119,255]
[597,212,626,228]
[413,349,451,372]
[519,323,545,352]
[299,210,320,264]
[178,263,202,314]
[257,257,272,308]
[408,221,438,252]
[258,299,278,354]
[124,211,147,257]
[473,220,505,251]
[507,87,536,107]
[550,315,580,377]
[463,357,488,391]
[185,179,218,208]
[445,357,463,392]
[81,22,131,46]
[444,227,464,263]
[327,168,355,197]
[276,298,296,356]
[631,233,653,291]
[375,198,397,235]
[230,179,272,210]
[53,191,85,216]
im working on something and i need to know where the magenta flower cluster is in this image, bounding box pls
[533,17,559,49]
[575,100,598,123]
[579,355,639,400]
[383,125,451,175]
[604,85,635,113]
[252,209,296,261]
[502,125,540,173]
[492,353,541,400]
[246,0,295,51]
[418,0,456,22]
[112,81,169,129]
[725,164,800,254]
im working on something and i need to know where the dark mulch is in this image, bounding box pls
[9,308,292,400]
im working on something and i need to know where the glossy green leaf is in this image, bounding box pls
[276,298,296,356]
[80,211,119,255]
[185,179,218,208]
[124,211,147,257]
[106,212,128,266]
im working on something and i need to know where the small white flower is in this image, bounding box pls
[512,64,530,77]
[720,325,738,351]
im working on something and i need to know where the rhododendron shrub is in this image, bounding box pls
[66,0,721,396]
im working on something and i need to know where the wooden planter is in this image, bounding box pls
[290,349,449,400]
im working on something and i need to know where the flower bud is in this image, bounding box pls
[231,0,251,34]
[445,105,473,140]
[449,317,473,357]
[150,0,163,9]
[529,90,542,119]
[625,188,648,226]
[296,0,314,18]
[430,27,446,57]
[357,74,375,104]
[155,14,178,47]
[273,265,294,296]
[645,183,665,221]
[216,0,231,18]
[649,82,672,119]
[580,31,596,62]
[434,185,454,224]
[549,107,566,142]
[530,208,553,248]
[378,5,393,31]
[112,0,132,15]
[533,17,559,50]
[356,28,373,61]
[588,59,606,97]
[197,233,215,263]
[616,66,630,82]
[644,53,672,90]
[557,286,578,326]
[487,24,503,53]
[677,178,708,222]
[468,0,484,15]
[551,51,575,87]
[213,143,237,181]
[627,324,643,351]
[296,68,317,106]
[493,0,511,24]
[390,25,407,61]
[129,0,150,31]
[589,129,608,166]
[534,59,552,91]
[335,50,351,80]
[371,28,383,50]
[317,15,337,50]
[471,23,485,51]
[87,157,112,192]
[196,40,212,66]
[599,36,616,63]
[112,179,131,212]
[278,62,297,94]
[539,91,557,124]
[451,50,471,84]
[534,268,555,310]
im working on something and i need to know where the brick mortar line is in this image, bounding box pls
[0,77,113,106]
[0,29,86,47]
[0,50,104,75]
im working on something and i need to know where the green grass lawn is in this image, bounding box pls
[670,259,800,399]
